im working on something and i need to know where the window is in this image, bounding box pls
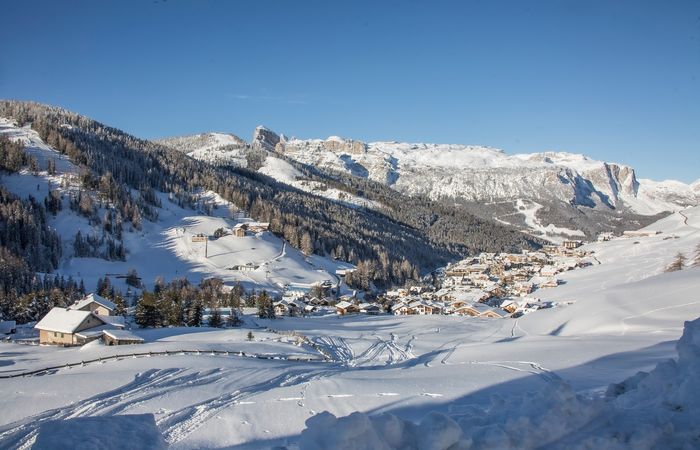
[54,332,57,337]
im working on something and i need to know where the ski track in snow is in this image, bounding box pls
[0,366,339,448]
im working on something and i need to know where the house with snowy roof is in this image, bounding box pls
[408,300,436,315]
[391,302,411,315]
[335,300,359,315]
[35,307,111,346]
[68,293,116,316]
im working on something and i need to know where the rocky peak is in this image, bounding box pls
[252,126,280,151]
[323,136,367,155]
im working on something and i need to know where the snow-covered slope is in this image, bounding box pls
[156,132,248,166]
[0,119,351,295]
[160,129,382,210]
[1,207,698,448]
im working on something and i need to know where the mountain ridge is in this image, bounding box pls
[159,126,696,241]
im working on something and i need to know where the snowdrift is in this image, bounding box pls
[300,317,700,449]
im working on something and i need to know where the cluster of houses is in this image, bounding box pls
[266,244,592,320]
[34,294,143,346]
[381,245,591,318]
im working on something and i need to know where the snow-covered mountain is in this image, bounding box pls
[271,134,698,216]
[161,126,699,241]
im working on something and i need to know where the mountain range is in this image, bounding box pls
[159,126,699,241]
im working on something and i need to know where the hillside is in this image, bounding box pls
[0,101,544,307]
[0,117,351,300]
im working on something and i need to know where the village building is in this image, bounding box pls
[335,301,359,315]
[35,308,111,346]
[407,300,436,315]
[562,240,584,250]
[453,304,481,317]
[498,300,519,314]
[233,224,247,237]
[246,222,270,233]
[477,305,510,319]
[391,302,411,315]
[103,329,145,346]
[68,293,116,316]
[359,302,383,315]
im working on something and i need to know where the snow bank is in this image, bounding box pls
[33,414,167,450]
[300,318,700,449]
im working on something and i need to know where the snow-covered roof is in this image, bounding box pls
[68,293,116,312]
[75,324,113,339]
[99,315,125,328]
[335,301,353,309]
[103,329,144,342]
[35,308,106,333]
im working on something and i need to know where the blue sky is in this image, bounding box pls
[1,0,698,182]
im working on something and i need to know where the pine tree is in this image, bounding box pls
[113,293,127,316]
[665,252,687,272]
[208,308,223,328]
[188,298,204,327]
[256,290,275,319]
[135,292,160,327]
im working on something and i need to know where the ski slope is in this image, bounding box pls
[1,208,699,448]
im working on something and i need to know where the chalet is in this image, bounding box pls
[562,240,583,250]
[273,300,290,316]
[359,302,382,315]
[68,293,116,316]
[454,304,481,317]
[477,305,510,319]
[408,300,435,315]
[35,308,110,346]
[513,282,534,296]
[336,268,357,277]
[498,300,519,314]
[247,222,270,233]
[392,302,411,315]
[233,224,247,237]
[103,329,144,346]
[335,301,359,315]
